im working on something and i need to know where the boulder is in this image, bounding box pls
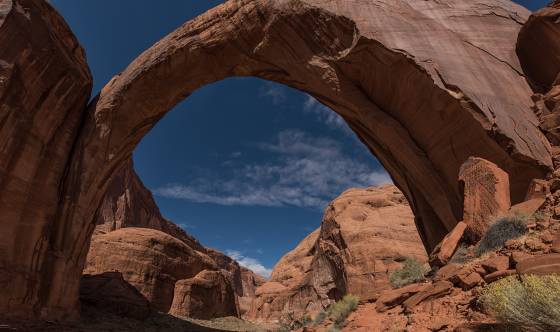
[247,185,427,321]
[84,228,216,312]
[453,272,482,291]
[79,272,151,320]
[458,157,511,242]
[509,198,546,216]
[524,179,550,200]
[429,222,467,267]
[552,234,560,253]
[481,256,510,274]
[516,253,560,276]
[402,281,454,310]
[169,270,239,320]
[375,283,428,312]
[484,270,516,284]
[434,264,463,282]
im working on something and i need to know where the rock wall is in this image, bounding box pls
[94,158,206,252]
[0,0,555,321]
[84,228,217,313]
[247,186,427,322]
[0,0,92,320]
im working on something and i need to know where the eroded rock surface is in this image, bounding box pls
[247,186,427,321]
[84,228,216,312]
[94,158,206,251]
[0,0,93,320]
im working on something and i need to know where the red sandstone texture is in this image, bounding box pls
[247,185,427,322]
[0,0,557,322]
[84,160,264,319]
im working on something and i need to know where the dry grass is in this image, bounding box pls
[476,212,528,256]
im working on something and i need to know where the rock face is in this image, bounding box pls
[79,272,151,320]
[459,157,511,242]
[169,270,239,320]
[95,159,206,252]
[517,1,560,93]
[247,186,427,321]
[1,0,555,321]
[84,228,216,312]
[517,2,560,167]
[0,0,93,320]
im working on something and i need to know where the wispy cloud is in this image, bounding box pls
[226,250,272,278]
[260,82,287,105]
[303,95,350,133]
[154,130,391,210]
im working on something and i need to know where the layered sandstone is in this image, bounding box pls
[0,0,555,321]
[84,228,216,312]
[248,186,427,321]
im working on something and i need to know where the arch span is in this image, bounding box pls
[0,0,552,320]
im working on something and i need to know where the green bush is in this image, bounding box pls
[389,257,428,288]
[327,294,359,327]
[313,311,327,326]
[480,275,560,331]
[476,212,528,256]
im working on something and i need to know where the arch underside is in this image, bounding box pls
[0,0,552,320]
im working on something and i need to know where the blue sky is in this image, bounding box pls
[52,0,548,277]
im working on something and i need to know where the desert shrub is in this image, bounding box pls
[389,257,428,288]
[327,294,359,327]
[313,311,327,325]
[533,211,545,222]
[277,313,312,331]
[476,212,528,256]
[480,275,560,331]
[325,326,341,332]
[449,244,472,264]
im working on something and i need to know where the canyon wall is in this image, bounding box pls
[247,186,427,321]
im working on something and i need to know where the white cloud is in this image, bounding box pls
[303,95,351,133]
[226,250,272,278]
[261,82,287,105]
[154,130,391,210]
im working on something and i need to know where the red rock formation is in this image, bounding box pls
[248,186,427,321]
[459,157,511,242]
[169,270,239,320]
[0,0,92,320]
[1,0,555,320]
[94,158,206,252]
[517,1,560,93]
[239,267,266,316]
[84,228,216,312]
[79,272,151,320]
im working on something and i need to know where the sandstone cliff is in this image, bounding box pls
[247,185,427,321]
[85,159,264,319]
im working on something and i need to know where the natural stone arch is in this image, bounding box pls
[0,0,552,321]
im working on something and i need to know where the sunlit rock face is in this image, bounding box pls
[247,186,427,322]
[0,0,553,321]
